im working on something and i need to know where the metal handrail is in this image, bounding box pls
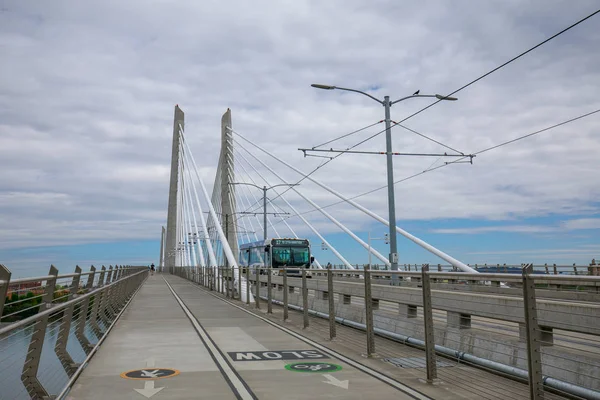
[0,269,146,336]
[5,267,135,285]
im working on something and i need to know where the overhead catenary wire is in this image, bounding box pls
[275,107,600,223]
[231,128,477,273]
[311,120,384,149]
[232,155,284,238]
[235,140,352,269]
[392,8,600,128]
[236,141,390,267]
[280,8,600,202]
[233,147,299,239]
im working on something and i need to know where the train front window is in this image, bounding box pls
[291,247,309,265]
[272,247,291,267]
[272,246,309,267]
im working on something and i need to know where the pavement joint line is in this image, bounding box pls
[174,276,432,400]
[162,277,258,400]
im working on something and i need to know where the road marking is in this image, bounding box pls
[229,350,329,361]
[120,368,179,380]
[163,277,257,400]
[134,380,164,398]
[184,279,431,400]
[323,373,349,389]
[285,362,342,373]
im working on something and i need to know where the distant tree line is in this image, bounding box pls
[3,285,74,322]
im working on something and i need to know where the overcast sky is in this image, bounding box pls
[1,1,599,277]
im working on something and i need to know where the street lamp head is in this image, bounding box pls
[311,84,336,90]
[435,94,458,101]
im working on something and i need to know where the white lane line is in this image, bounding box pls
[182,279,432,400]
[163,277,256,400]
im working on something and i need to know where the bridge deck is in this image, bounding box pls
[66,274,565,399]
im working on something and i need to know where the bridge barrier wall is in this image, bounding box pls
[0,264,147,399]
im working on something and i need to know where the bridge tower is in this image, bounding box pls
[165,105,184,267]
[218,109,239,264]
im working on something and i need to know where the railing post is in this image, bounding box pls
[107,266,114,284]
[76,292,93,354]
[55,265,82,376]
[522,263,544,399]
[22,265,58,398]
[0,264,12,320]
[421,265,437,382]
[246,267,250,305]
[327,266,336,339]
[96,268,111,328]
[364,268,375,356]
[255,268,261,309]
[98,266,106,287]
[86,265,96,290]
[264,268,271,312]
[283,270,289,321]
[88,269,104,338]
[302,268,308,328]
[237,266,242,300]
[218,266,221,293]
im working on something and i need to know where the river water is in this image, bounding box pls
[0,319,104,400]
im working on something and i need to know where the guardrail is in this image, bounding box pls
[0,264,147,399]
[173,264,600,400]
[328,260,600,276]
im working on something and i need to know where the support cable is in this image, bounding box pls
[233,148,299,238]
[232,129,476,273]
[235,141,353,269]
[179,132,218,268]
[237,142,389,267]
[181,127,253,302]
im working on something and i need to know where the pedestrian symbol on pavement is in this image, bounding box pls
[120,368,180,380]
[285,362,342,373]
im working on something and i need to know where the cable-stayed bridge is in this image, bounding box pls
[0,106,599,400]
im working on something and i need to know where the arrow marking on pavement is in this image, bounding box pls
[134,380,165,398]
[322,374,349,389]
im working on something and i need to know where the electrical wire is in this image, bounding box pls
[311,120,384,149]
[273,107,600,224]
[285,8,600,196]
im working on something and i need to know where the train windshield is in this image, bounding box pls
[272,246,310,267]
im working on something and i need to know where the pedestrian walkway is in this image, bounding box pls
[66,274,433,399]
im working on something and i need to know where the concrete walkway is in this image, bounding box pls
[66,274,433,399]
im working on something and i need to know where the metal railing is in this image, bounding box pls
[0,264,147,399]
[327,261,600,276]
[173,264,600,400]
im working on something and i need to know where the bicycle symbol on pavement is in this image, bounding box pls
[285,362,343,373]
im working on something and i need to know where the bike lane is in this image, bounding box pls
[165,275,429,400]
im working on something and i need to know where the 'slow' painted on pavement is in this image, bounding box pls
[229,350,329,361]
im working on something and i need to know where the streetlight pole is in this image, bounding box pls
[229,182,298,241]
[311,84,457,280]
[263,186,267,241]
[383,95,398,272]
